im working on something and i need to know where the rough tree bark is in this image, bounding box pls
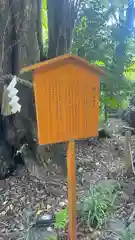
[0,0,41,178]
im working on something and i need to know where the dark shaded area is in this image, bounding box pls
[3,152,25,179]
[0,107,25,179]
[122,96,135,129]
[0,102,35,179]
[98,128,112,138]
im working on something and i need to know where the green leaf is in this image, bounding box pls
[54,208,68,229]
[94,61,105,67]
[42,0,48,44]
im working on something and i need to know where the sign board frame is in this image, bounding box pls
[21,54,106,239]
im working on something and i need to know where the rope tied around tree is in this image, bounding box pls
[0,74,33,88]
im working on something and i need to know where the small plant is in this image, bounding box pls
[78,182,119,229]
[54,207,68,229]
[120,228,135,240]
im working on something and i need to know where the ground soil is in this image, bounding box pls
[0,118,135,239]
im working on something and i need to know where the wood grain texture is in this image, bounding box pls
[33,63,100,144]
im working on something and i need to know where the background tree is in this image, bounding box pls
[72,0,135,120]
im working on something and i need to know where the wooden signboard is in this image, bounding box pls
[21,55,106,240]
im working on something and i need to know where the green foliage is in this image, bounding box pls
[72,0,135,112]
[104,94,129,110]
[104,96,122,109]
[120,228,135,240]
[73,0,114,63]
[42,0,48,47]
[94,61,105,67]
[78,183,118,228]
[54,208,68,229]
[124,57,135,81]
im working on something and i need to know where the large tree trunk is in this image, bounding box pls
[0,0,41,77]
[0,0,41,178]
[47,0,72,58]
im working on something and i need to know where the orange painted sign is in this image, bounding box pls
[21,55,105,145]
[21,54,106,240]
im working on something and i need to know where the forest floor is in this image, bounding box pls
[0,118,135,239]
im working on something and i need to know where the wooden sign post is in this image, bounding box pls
[21,55,106,239]
[67,139,76,239]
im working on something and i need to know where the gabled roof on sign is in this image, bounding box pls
[20,54,106,76]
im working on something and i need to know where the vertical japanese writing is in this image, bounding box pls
[92,87,96,107]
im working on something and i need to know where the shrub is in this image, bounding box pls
[120,228,135,240]
[78,183,118,228]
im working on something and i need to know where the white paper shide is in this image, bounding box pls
[7,76,21,114]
